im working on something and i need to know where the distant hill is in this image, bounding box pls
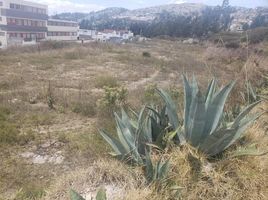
[51,3,268,37]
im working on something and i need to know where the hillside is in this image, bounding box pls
[52,3,268,36]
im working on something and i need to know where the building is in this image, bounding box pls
[0,0,48,48]
[78,29,97,40]
[46,19,78,41]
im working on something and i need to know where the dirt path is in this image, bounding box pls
[127,70,160,90]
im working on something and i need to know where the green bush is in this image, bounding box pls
[97,86,128,114]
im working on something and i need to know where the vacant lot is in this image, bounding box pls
[0,39,267,199]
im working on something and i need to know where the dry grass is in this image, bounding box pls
[0,39,267,199]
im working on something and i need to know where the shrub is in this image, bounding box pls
[94,75,119,89]
[143,84,161,104]
[225,41,240,49]
[142,51,151,57]
[97,86,128,114]
[72,102,96,117]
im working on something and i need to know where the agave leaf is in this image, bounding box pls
[96,187,107,200]
[150,116,163,143]
[146,106,162,120]
[229,144,268,158]
[99,130,126,156]
[114,112,135,151]
[145,151,154,183]
[121,108,136,135]
[205,79,216,109]
[183,75,192,139]
[201,129,236,156]
[165,128,180,143]
[137,106,146,130]
[204,81,235,135]
[156,88,184,142]
[231,101,261,129]
[187,91,206,146]
[156,88,179,128]
[70,189,85,200]
[158,159,170,180]
[226,112,264,148]
[191,75,199,98]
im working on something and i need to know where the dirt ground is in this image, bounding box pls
[0,39,267,199]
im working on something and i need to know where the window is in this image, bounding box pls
[0,2,3,7]
[10,3,15,8]
[0,32,5,36]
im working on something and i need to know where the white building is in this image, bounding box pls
[47,19,78,41]
[80,29,134,43]
[0,0,48,48]
[78,29,97,40]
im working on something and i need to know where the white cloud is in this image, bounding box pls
[169,0,188,4]
[33,0,104,14]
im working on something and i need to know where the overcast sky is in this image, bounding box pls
[34,0,268,15]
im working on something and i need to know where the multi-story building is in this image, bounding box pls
[47,19,78,41]
[0,0,48,48]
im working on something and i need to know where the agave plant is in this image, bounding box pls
[99,107,151,165]
[70,188,107,200]
[155,89,185,143]
[70,190,85,200]
[145,151,170,184]
[183,75,262,156]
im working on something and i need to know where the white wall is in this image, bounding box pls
[47,25,78,32]
[0,32,7,48]
[46,35,77,41]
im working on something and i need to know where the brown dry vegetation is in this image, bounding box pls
[0,39,267,200]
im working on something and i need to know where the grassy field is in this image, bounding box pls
[0,39,267,200]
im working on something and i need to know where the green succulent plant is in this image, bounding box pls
[70,188,107,200]
[70,189,85,200]
[155,89,185,143]
[145,151,170,184]
[99,108,151,165]
[182,75,262,156]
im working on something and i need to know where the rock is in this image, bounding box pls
[20,151,65,165]
[183,38,199,44]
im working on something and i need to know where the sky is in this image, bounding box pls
[34,0,268,15]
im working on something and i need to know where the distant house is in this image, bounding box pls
[78,29,134,43]
[78,29,97,40]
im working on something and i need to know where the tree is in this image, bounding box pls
[222,0,230,9]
